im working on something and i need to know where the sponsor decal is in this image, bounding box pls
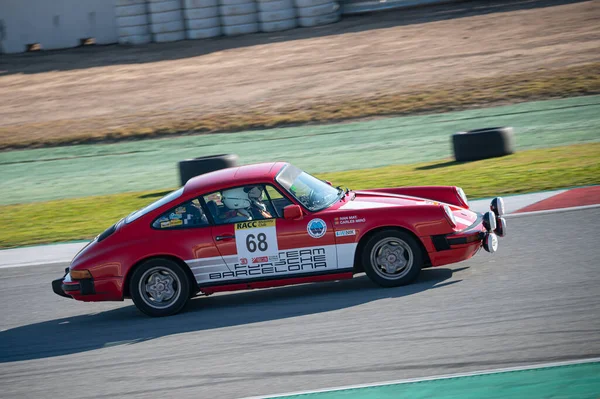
[252,256,269,263]
[334,215,366,225]
[170,212,183,219]
[160,219,181,228]
[240,257,248,265]
[335,229,356,237]
[175,207,186,214]
[307,218,327,238]
[208,248,330,280]
[235,219,276,230]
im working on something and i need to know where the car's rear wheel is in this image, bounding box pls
[130,258,191,317]
[361,229,423,287]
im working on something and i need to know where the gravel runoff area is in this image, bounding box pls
[0,0,599,146]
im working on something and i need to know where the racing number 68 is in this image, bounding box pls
[246,233,268,253]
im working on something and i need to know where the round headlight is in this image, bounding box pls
[483,233,499,253]
[456,187,469,207]
[443,205,456,227]
[491,197,505,216]
[483,211,497,232]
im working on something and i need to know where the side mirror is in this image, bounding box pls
[325,180,333,186]
[283,204,303,220]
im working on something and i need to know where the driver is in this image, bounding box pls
[244,186,272,219]
[221,187,253,223]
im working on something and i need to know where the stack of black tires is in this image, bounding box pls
[178,154,239,185]
[452,127,514,162]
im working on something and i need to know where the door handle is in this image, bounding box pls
[215,234,235,241]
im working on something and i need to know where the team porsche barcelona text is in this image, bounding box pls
[209,248,328,280]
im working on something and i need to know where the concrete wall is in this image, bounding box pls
[0,0,118,54]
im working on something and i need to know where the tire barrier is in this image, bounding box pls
[220,0,259,36]
[116,0,151,45]
[178,154,239,185]
[257,0,297,32]
[452,127,515,162]
[149,0,186,43]
[294,0,340,27]
[183,0,222,39]
[116,0,342,45]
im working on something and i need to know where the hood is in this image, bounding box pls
[341,191,434,209]
[343,191,478,228]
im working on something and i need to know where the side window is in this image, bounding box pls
[204,185,286,225]
[265,185,293,217]
[152,198,209,229]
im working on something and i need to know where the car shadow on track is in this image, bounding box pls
[0,267,466,363]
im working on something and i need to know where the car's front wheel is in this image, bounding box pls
[362,229,423,287]
[130,258,191,317]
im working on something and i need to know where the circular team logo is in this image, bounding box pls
[307,218,327,239]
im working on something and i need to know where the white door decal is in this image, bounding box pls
[234,219,279,264]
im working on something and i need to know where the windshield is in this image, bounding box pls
[276,164,342,211]
[125,188,184,223]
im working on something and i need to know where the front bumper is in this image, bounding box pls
[429,197,507,265]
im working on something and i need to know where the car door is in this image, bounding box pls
[203,184,339,284]
[150,197,233,286]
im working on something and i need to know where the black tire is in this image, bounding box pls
[130,258,191,317]
[361,229,423,288]
[178,154,238,185]
[452,127,514,162]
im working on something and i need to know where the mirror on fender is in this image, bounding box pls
[325,180,333,186]
[283,204,303,220]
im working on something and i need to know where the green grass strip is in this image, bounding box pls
[274,361,600,399]
[1,143,598,248]
[2,95,599,206]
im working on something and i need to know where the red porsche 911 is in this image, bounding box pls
[52,162,507,316]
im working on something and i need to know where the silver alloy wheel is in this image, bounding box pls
[138,266,182,309]
[370,237,414,280]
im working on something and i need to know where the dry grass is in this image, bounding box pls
[1,63,599,151]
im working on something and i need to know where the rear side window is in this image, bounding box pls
[152,199,209,229]
[126,188,184,224]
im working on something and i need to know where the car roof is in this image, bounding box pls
[183,161,288,195]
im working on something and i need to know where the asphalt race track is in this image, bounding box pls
[1,208,599,398]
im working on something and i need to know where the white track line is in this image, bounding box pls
[241,357,600,399]
[505,203,600,218]
[0,260,69,270]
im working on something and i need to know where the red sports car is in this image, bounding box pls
[52,162,507,316]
